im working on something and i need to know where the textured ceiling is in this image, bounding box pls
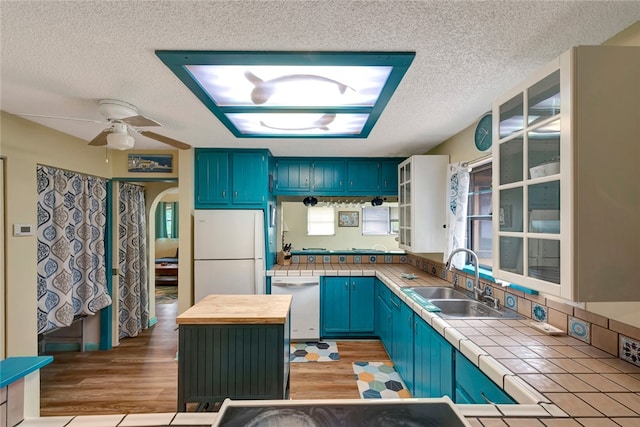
[1,1,639,157]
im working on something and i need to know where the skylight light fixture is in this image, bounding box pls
[155,51,415,138]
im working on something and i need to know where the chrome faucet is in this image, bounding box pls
[445,248,485,301]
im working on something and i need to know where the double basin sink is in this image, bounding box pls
[405,286,524,320]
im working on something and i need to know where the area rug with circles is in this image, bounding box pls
[290,341,339,362]
[353,361,412,398]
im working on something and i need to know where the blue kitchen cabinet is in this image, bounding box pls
[194,149,269,208]
[349,277,375,332]
[274,158,311,194]
[195,150,229,207]
[322,277,375,336]
[380,159,401,195]
[454,349,515,404]
[272,157,400,196]
[391,298,415,394]
[312,159,346,194]
[347,160,380,194]
[373,281,515,404]
[322,277,351,333]
[414,316,454,399]
[375,279,393,356]
[231,151,269,205]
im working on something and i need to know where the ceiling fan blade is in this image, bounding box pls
[88,129,110,146]
[121,115,161,127]
[140,130,191,150]
[14,113,105,124]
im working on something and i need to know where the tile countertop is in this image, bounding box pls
[24,264,640,426]
[268,263,640,426]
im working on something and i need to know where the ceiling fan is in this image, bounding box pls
[16,99,191,150]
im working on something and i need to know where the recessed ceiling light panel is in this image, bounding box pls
[226,112,369,136]
[186,65,392,107]
[156,51,415,138]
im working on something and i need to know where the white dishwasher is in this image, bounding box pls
[271,276,320,341]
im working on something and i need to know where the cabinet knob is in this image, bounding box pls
[442,224,447,228]
[222,191,226,199]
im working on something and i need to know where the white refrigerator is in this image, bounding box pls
[194,209,265,302]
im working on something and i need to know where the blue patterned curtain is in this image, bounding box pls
[445,162,470,269]
[118,183,148,338]
[36,166,111,334]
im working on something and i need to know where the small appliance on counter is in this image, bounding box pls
[213,397,471,427]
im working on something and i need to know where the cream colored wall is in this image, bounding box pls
[177,150,193,315]
[1,158,5,360]
[0,112,112,416]
[281,202,401,251]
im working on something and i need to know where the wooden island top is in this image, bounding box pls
[176,294,292,325]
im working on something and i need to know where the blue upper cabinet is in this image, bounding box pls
[195,150,230,206]
[312,159,347,194]
[231,151,269,205]
[195,148,270,208]
[274,158,311,194]
[273,157,402,196]
[380,159,401,195]
[347,160,380,194]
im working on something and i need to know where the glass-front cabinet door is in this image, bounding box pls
[398,155,448,253]
[492,45,639,302]
[493,57,565,297]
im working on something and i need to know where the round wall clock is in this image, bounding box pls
[474,113,492,151]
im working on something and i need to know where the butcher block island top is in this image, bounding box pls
[176,294,293,325]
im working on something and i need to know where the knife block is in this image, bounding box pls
[277,251,292,266]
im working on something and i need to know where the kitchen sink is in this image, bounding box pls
[407,286,469,300]
[428,299,523,319]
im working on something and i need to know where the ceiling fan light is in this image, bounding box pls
[106,131,135,150]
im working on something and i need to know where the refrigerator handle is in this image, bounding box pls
[253,211,265,258]
[254,259,265,294]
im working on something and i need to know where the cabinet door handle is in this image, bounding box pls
[222,190,226,199]
[339,180,343,187]
[234,191,238,199]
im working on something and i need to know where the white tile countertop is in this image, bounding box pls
[268,263,640,426]
[23,263,640,426]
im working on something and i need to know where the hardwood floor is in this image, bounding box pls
[40,302,389,416]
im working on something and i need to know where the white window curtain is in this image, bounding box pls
[362,206,390,235]
[445,162,470,269]
[307,206,335,236]
[118,183,149,339]
[36,166,111,334]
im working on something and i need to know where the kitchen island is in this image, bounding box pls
[175,294,292,411]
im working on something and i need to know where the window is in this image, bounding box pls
[156,202,179,238]
[307,206,335,236]
[362,206,399,235]
[466,163,492,268]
